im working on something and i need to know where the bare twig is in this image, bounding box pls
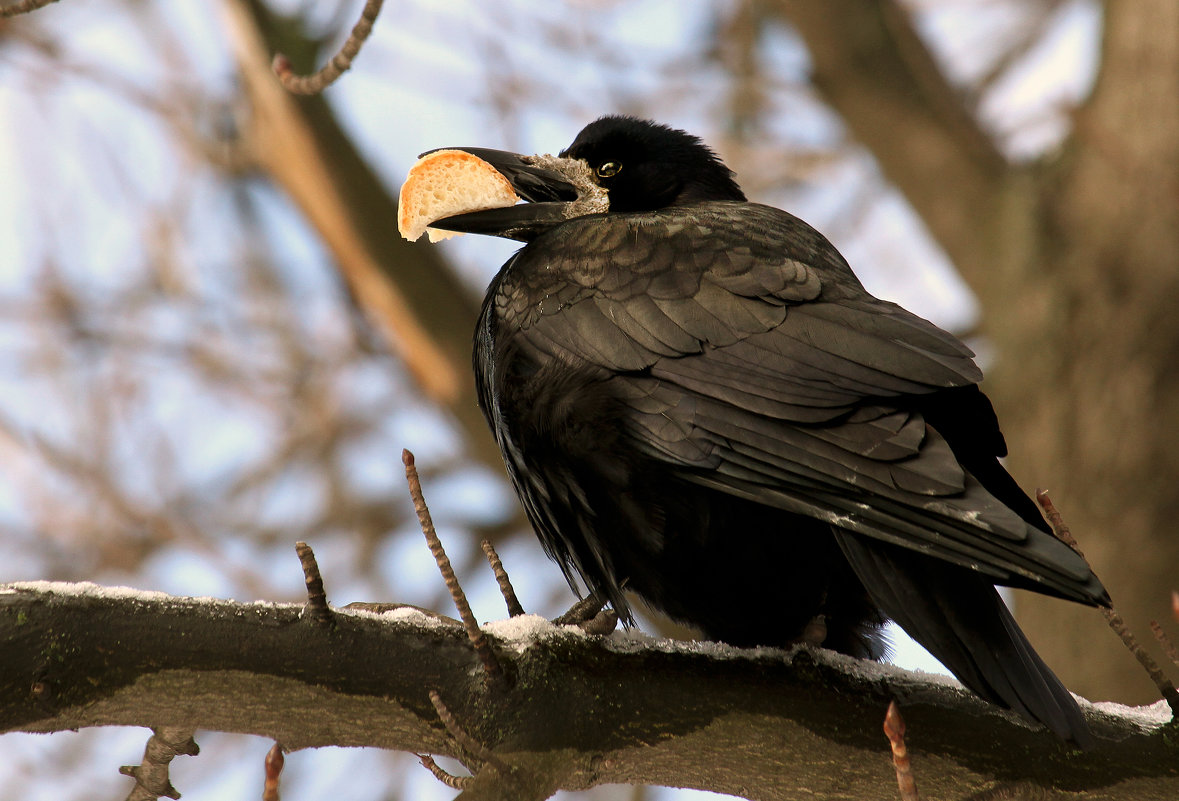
[1099,606,1179,716]
[1150,620,1179,670]
[295,541,334,628]
[120,728,199,801]
[1034,490,1085,555]
[403,449,502,682]
[0,0,59,18]
[1036,491,1179,716]
[883,701,920,801]
[428,690,506,770]
[272,0,384,95]
[262,743,284,801]
[481,539,526,617]
[1160,592,1179,671]
[417,754,473,790]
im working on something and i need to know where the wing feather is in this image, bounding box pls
[495,202,1104,604]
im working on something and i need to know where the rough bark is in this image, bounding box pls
[2,583,1177,800]
[774,0,1179,704]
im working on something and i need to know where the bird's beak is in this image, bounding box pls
[421,147,581,242]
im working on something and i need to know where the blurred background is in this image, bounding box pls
[1,0,1175,799]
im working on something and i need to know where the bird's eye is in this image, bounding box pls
[596,162,621,178]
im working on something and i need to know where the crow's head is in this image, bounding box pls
[426,116,744,241]
[561,115,745,211]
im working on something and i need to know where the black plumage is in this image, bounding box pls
[431,116,1109,745]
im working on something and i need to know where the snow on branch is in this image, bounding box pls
[0,578,1175,800]
[0,465,1175,799]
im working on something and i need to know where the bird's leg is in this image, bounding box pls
[552,592,619,634]
[800,614,828,647]
[794,588,829,647]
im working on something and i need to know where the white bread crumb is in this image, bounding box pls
[397,150,519,242]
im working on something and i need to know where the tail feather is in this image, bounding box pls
[835,531,1093,747]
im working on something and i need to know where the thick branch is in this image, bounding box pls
[2,583,1176,800]
[220,0,459,403]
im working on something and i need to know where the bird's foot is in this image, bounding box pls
[798,614,828,648]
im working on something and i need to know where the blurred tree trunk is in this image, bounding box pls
[778,0,1179,702]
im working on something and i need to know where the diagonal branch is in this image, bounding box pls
[771,0,1008,288]
[404,449,503,683]
[0,0,59,17]
[1036,491,1179,716]
[220,0,462,404]
[218,0,510,475]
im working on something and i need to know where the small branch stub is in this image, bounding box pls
[295,541,334,628]
[883,701,920,801]
[481,539,526,617]
[262,743,284,801]
[417,754,473,790]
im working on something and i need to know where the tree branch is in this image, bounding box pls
[1,582,1176,800]
[218,0,462,405]
[405,449,503,684]
[1038,490,1179,716]
[772,0,1008,288]
[218,0,508,475]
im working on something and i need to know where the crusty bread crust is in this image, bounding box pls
[398,150,519,242]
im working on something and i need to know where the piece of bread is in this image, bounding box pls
[398,150,519,243]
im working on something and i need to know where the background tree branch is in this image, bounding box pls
[223,0,504,471]
[774,0,1008,288]
[775,0,1179,706]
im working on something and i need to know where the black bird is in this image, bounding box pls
[429,116,1109,744]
